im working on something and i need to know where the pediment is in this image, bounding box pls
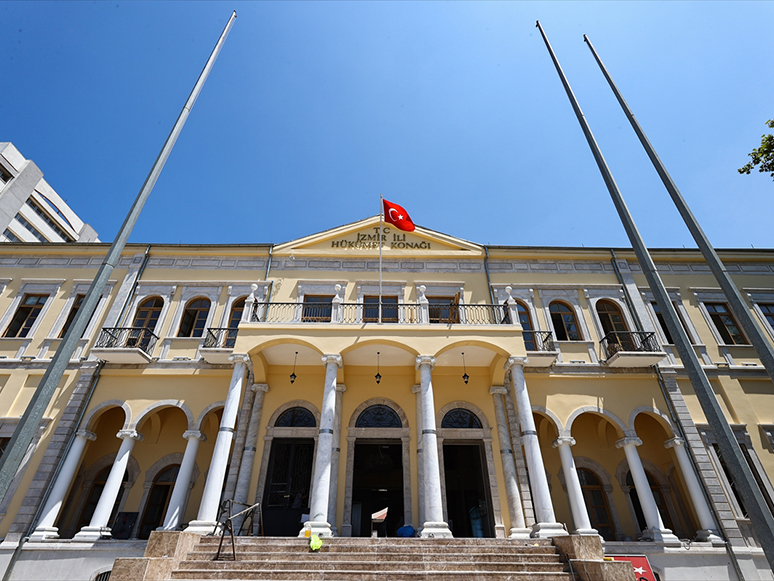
[274,216,482,257]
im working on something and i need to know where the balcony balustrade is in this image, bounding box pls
[92,327,159,364]
[200,327,238,364]
[600,331,666,367]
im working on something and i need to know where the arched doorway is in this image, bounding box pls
[138,464,179,539]
[262,406,316,536]
[578,468,615,541]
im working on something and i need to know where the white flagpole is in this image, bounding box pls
[379,194,383,323]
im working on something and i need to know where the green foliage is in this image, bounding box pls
[739,119,774,181]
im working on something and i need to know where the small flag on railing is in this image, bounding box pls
[383,199,415,232]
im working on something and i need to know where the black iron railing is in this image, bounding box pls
[204,327,238,349]
[341,303,419,324]
[600,331,659,359]
[523,330,556,352]
[95,327,158,355]
[457,304,510,325]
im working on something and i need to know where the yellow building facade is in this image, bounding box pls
[0,216,773,580]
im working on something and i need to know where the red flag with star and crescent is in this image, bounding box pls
[383,199,415,232]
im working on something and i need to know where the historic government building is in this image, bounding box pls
[0,216,773,580]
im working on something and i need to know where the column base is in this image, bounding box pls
[531,522,569,538]
[696,529,725,546]
[73,526,112,542]
[299,520,333,538]
[184,520,220,535]
[509,527,532,539]
[640,527,680,545]
[420,521,453,538]
[573,528,600,537]
[28,527,60,542]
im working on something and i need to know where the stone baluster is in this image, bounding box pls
[616,436,679,544]
[416,356,452,538]
[506,357,566,538]
[30,430,96,541]
[551,436,597,536]
[74,429,142,541]
[490,386,530,538]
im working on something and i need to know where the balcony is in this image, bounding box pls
[247,302,511,325]
[199,327,238,364]
[522,330,559,367]
[600,331,666,368]
[91,327,159,364]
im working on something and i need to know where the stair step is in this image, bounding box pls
[170,571,573,581]
[177,560,567,572]
[186,552,563,563]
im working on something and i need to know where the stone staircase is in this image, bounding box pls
[167,536,574,581]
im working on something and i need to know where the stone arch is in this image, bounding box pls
[266,400,321,428]
[437,401,490,430]
[628,406,676,436]
[130,400,194,431]
[566,406,627,438]
[247,337,325,358]
[434,340,510,360]
[340,339,419,358]
[349,397,408,428]
[83,400,132,432]
[532,405,564,435]
[195,401,226,432]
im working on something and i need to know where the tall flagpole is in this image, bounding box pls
[379,194,383,323]
[536,21,774,569]
[0,11,237,504]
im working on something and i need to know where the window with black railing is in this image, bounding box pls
[522,330,555,352]
[302,295,333,322]
[363,296,398,323]
[600,331,658,358]
[95,327,159,355]
[428,296,460,324]
[203,327,238,349]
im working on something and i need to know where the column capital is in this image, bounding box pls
[75,429,97,441]
[551,436,576,448]
[117,429,143,442]
[415,355,436,370]
[664,436,685,450]
[183,430,206,442]
[503,356,529,373]
[615,437,642,449]
[251,383,270,393]
[335,383,347,393]
[229,353,251,364]
[411,384,421,394]
[321,354,343,368]
[489,385,507,395]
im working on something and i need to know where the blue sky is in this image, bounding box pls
[2,1,772,249]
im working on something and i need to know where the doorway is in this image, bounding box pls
[351,441,404,537]
[262,438,314,536]
[442,443,494,537]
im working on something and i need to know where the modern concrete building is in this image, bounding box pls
[0,217,772,580]
[0,143,98,244]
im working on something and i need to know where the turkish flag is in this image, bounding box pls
[383,199,415,232]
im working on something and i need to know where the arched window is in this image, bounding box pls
[578,468,614,540]
[549,302,581,341]
[228,297,246,329]
[356,405,401,428]
[515,302,538,350]
[77,466,128,532]
[597,300,633,354]
[132,296,163,331]
[625,471,674,533]
[441,408,483,429]
[276,407,316,427]
[178,298,210,338]
[138,464,179,539]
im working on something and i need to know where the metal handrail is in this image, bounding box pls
[203,327,238,349]
[600,331,659,359]
[213,499,263,561]
[523,330,556,352]
[95,327,158,355]
[341,302,419,324]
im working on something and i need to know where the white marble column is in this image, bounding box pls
[301,354,342,537]
[74,429,142,541]
[490,386,530,539]
[506,357,566,538]
[30,430,97,541]
[552,436,597,536]
[416,355,452,538]
[160,430,205,531]
[327,383,346,535]
[412,384,425,530]
[186,354,249,534]
[616,436,679,544]
[664,436,722,543]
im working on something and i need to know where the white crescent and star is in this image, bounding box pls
[388,208,404,221]
[633,566,646,575]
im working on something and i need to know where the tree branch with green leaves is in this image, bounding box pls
[739,119,774,181]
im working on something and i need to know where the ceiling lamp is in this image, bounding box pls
[290,351,298,384]
[375,351,382,385]
[462,352,469,385]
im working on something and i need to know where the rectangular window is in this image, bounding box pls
[363,296,398,323]
[758,304,774,332]
[3,294,49,338]
[60,294,86,338]
[428,295,460,324]
[302,295,333,322]
[706,303,748,345]
[2,229,21,243]
[14,214,48,243]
